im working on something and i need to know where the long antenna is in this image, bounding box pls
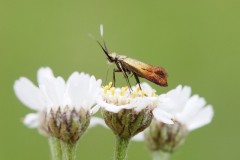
[98,24,112,61]
[97,41,112,60]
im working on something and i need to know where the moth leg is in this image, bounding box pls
[116,62,132,91]
[113,68,121,87]
[104,65,111,85]
[133,73,142,90]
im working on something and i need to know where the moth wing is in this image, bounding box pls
[120,58,168,86]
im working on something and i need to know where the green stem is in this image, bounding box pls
[114,136,130,160]
[48,137,62,160]
[61,141,77,160]
[152,151,170,160]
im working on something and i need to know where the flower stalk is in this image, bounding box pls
[115,136,130,160]
[61,141,77,160]
[49,137,62,160]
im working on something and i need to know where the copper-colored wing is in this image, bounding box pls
[119,57,168,86]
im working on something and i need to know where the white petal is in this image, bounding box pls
[132,132,145,141]
[152,108,174,124]
[37,67,54,84]
[97,97,140,113]
[158,94,176,112]
[89,117,107,128]
[177,95,206,124]
[186,105,214,131]
[134,97,156,112]
[181,86,192,101]
[87,76,102,108]
[66,72,86,108]
[167,85,192,113]
[157,85,191,115]
[167,85,182,99]
[23,113,39,128]
[14,77,45,111]
[54,77,66,107]
[40,76,66,109]
[66,72,101,110]
[90,105,100,115]
[97,98,124,113]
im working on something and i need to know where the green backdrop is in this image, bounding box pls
[0,0,239,160]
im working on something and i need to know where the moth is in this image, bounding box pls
[98,25,168,89]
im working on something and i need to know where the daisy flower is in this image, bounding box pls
[14,67,102,143]
[97,82,174,139]
[96,82,174,160]
[158,85,214,131]
[134,85,214,153]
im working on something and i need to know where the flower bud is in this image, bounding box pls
[102,107,153,139]
[46,107,90,144]
[144,119,188,153]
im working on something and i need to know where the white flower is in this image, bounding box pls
[14,67,102,142]
[158,85,214,131]
[96,82,173,139]
[97,82,174,124]
[133,85,214,142]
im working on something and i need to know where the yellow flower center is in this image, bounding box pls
[103,82,156,98]
[103,82,113,94]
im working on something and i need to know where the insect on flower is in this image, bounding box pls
[97,25,168,90]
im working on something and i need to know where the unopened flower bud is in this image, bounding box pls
[102,107,153,139]
[46,107,90,144]
[144,119,188,153]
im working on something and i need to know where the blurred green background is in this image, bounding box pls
[0,0,239,159]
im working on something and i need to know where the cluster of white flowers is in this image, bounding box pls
[13,25,215,160]
[14,67,214,157]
